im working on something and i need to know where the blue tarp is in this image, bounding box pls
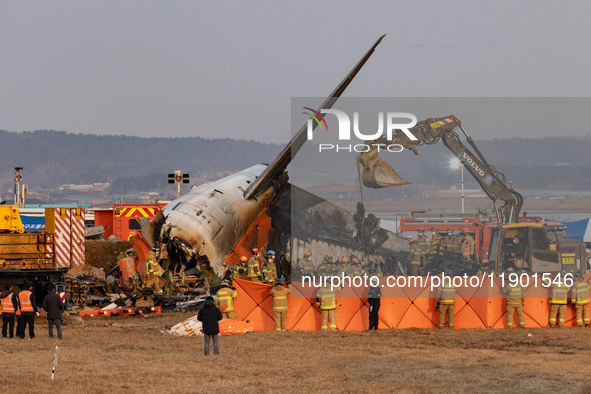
[562,218,591,242]
[20,215,45,231]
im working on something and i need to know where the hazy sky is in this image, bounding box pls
[1,1,590,143]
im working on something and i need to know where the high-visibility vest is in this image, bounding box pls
[19,290,34,313]
[146,261,157,277]
[261,263,275,283]
[215,287,237,312]
[270,286,291,311]
[1,293,15,314]
[317,287,340,310]
[437,283,456,304]
[504,285,524,306]
[572,280,590,305]
[551,282,568,304]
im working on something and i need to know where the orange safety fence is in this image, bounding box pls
[232,273,591,331]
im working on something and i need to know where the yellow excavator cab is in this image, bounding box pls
[0,206,25,234]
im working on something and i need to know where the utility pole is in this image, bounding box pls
[14,167,27,209]
[461,162,465,214]
[168,171,190,198]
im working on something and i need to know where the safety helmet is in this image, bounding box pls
[252,247,259,254]
[408,238,416,243]
[274,278,284,285]
[240,256,248,262]
[341,257,349,264]
[462,228,469,233]
[151,246,160,252]
[324,253,333,263]
[418,227,425,232]
[446,227,453,232]
[452,230,459,235]
[351,257,360,264]
[304,250,312,257]
[575,270,583,278]
[267,250,276,257]
[444,269,453,276]
[368,265,376,273]
[431,227,438,231]
[481,258,489,267]
[506,267,514,273]
[349,254,358,261]
[221,280,231,287]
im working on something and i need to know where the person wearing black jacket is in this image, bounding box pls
[1,283,19,338]
[368,269,382,331]
[42,284,64,339]
[197,296,223,355]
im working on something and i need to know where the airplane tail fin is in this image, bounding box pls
[243,35,386,200]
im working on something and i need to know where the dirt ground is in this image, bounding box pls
[85,240,133,271]
[2,313,591,394]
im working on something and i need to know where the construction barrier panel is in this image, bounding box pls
[232,273,591,331]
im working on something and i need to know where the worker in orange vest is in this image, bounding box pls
[17,281,37,339]
[270,278,291,331]
[215,280,238,320]
[1,282,19,338]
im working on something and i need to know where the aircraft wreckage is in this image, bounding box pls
[139,34,408,287]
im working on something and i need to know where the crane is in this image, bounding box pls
[357,115,523,223]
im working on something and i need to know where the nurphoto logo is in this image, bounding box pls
[303,108,418,152]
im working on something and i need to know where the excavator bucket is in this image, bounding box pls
[357,150,410,189]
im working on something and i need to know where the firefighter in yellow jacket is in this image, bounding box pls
[407,238,420,276]
[215,280,238,319]
[416,227,430,267]
[460,228,475,261]
[316,284,341,331]
[145,247,161,293]
[247,248,262,282]
[298,251,315,275]
[270,278,291,331]
[548,275,569,327]
[571,271,590,327]
[503,268,525,328]
[430,227,443,259]
[436,270,456,329]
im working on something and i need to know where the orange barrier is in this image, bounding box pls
[232,274,591,331]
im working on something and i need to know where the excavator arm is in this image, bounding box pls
[357,115,523,223]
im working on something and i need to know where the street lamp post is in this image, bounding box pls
[449,158,464,213]
[460,162,464,214]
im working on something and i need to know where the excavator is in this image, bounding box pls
[358,116,587,275]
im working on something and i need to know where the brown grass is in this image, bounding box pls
[2,314,591,393]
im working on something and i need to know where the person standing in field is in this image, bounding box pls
[367,267,382,331]
[502,268,525,328]
[436,270,456,329]
[17,281,37,339]
[41,284,64,339]
[1,283,18,338]
[197,296,223,356]
[570,271,590,327]
[215,280,238,320]
[270,278,291,332]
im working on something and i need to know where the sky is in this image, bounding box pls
[1,1,590,144]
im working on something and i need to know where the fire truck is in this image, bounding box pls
[92,203,165,241]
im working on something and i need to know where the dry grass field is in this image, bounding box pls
[2,313,591,393]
